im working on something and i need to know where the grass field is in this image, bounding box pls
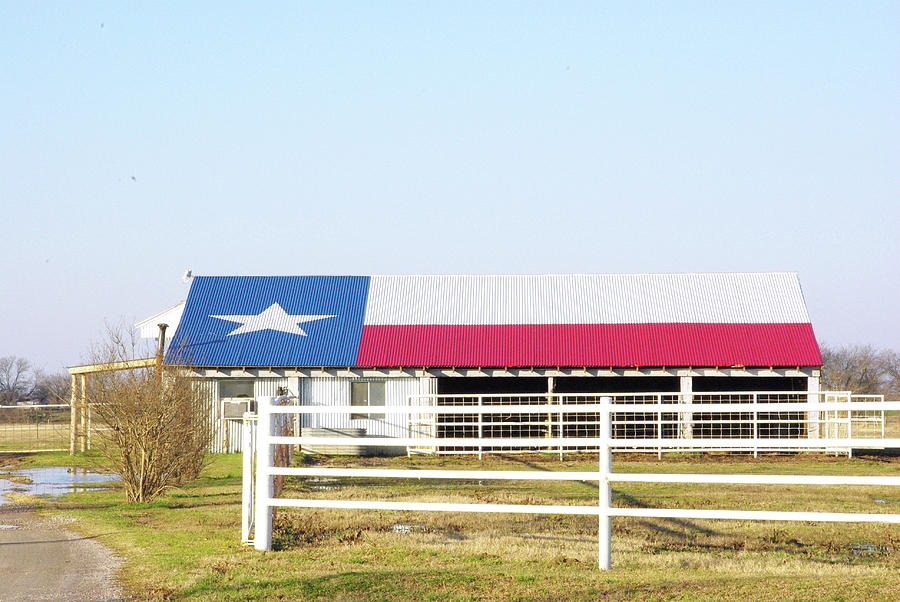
[3,449,899,601]
[0,423,69,452]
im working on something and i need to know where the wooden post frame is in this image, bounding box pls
[67,357,157,455]
[69,374,78,454]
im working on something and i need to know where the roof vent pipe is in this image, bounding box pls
[156,323,168,365]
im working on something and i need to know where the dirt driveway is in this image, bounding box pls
[0,505,122,601]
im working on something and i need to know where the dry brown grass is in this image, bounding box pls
[20,451,900,600]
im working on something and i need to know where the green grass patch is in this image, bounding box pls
[5,451,899,600]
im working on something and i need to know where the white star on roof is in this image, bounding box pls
[211,302,336,337]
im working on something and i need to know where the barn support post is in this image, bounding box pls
[477,395,483,461]
[86,399,92,450]
[598,396,612,570]
[679,375,693,439]
[752,393,759,458]
[288,376,301,435]
[69,374,78,455]
[656,393,663,460]
[808,375,820,440]
[254,396,275,551]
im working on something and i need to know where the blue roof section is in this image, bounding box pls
[166,276,370,366]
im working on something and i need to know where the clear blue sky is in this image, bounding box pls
[1,1,897,371]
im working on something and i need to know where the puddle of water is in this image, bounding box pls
[873,498,900,505]
[0,467,120,506]
[391,522,428,534]
[0,525,18,530]
[850,542,893,555]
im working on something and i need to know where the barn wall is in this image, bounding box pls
[193,379,223,453]
[254,377,291,398]
[300,376,435,437]
[210,377,292,453]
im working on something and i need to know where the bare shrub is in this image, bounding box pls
[86,325,211,503]
[272,397,295,499]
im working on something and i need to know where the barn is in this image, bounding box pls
[143,272,824,454]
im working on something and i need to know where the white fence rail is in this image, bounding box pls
[245,395,900,568]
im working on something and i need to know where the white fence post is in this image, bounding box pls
[598,396,612,570]
[656,394,662,460]
[241,413,257,544]
[558,395,564,461]
[477,395,483,461]
[254,396,275,551]
[752,393,758,458]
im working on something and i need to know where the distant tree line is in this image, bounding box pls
[0,355,70,405]
[819,344,900,397]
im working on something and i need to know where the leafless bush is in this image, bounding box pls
[86,325,211,503]
[273,398,295,499]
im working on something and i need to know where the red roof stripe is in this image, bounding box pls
[356,323,822,367]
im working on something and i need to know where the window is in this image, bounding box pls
[350,381,385,420]
[219,380,256,416]
[219,380,253,399]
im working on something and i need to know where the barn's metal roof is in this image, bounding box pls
[364,273,811,324]
[165,273,822,368]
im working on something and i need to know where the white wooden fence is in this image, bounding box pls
[245,396,900,568]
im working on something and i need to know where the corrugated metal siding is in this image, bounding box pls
[136,301,185,340]
[254,378,291,398]
[364,273,811,325]
[194,379,224,453]
[300,378,349,430]
[300,377,434,437]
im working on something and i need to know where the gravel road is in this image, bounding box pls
[0,505,123,601]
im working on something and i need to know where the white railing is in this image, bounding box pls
[246,396,900,568]
[408,391,890,457]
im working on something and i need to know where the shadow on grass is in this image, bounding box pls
[500,452,725,539]
[180,566,557,600]
[853,448,900,459]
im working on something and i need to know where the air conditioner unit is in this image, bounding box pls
[222,398,255,418]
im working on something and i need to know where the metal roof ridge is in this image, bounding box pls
[188,271,801,278]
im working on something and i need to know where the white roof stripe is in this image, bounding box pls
[363,273,811,325]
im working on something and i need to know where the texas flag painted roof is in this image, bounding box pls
[165,273,822,367]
